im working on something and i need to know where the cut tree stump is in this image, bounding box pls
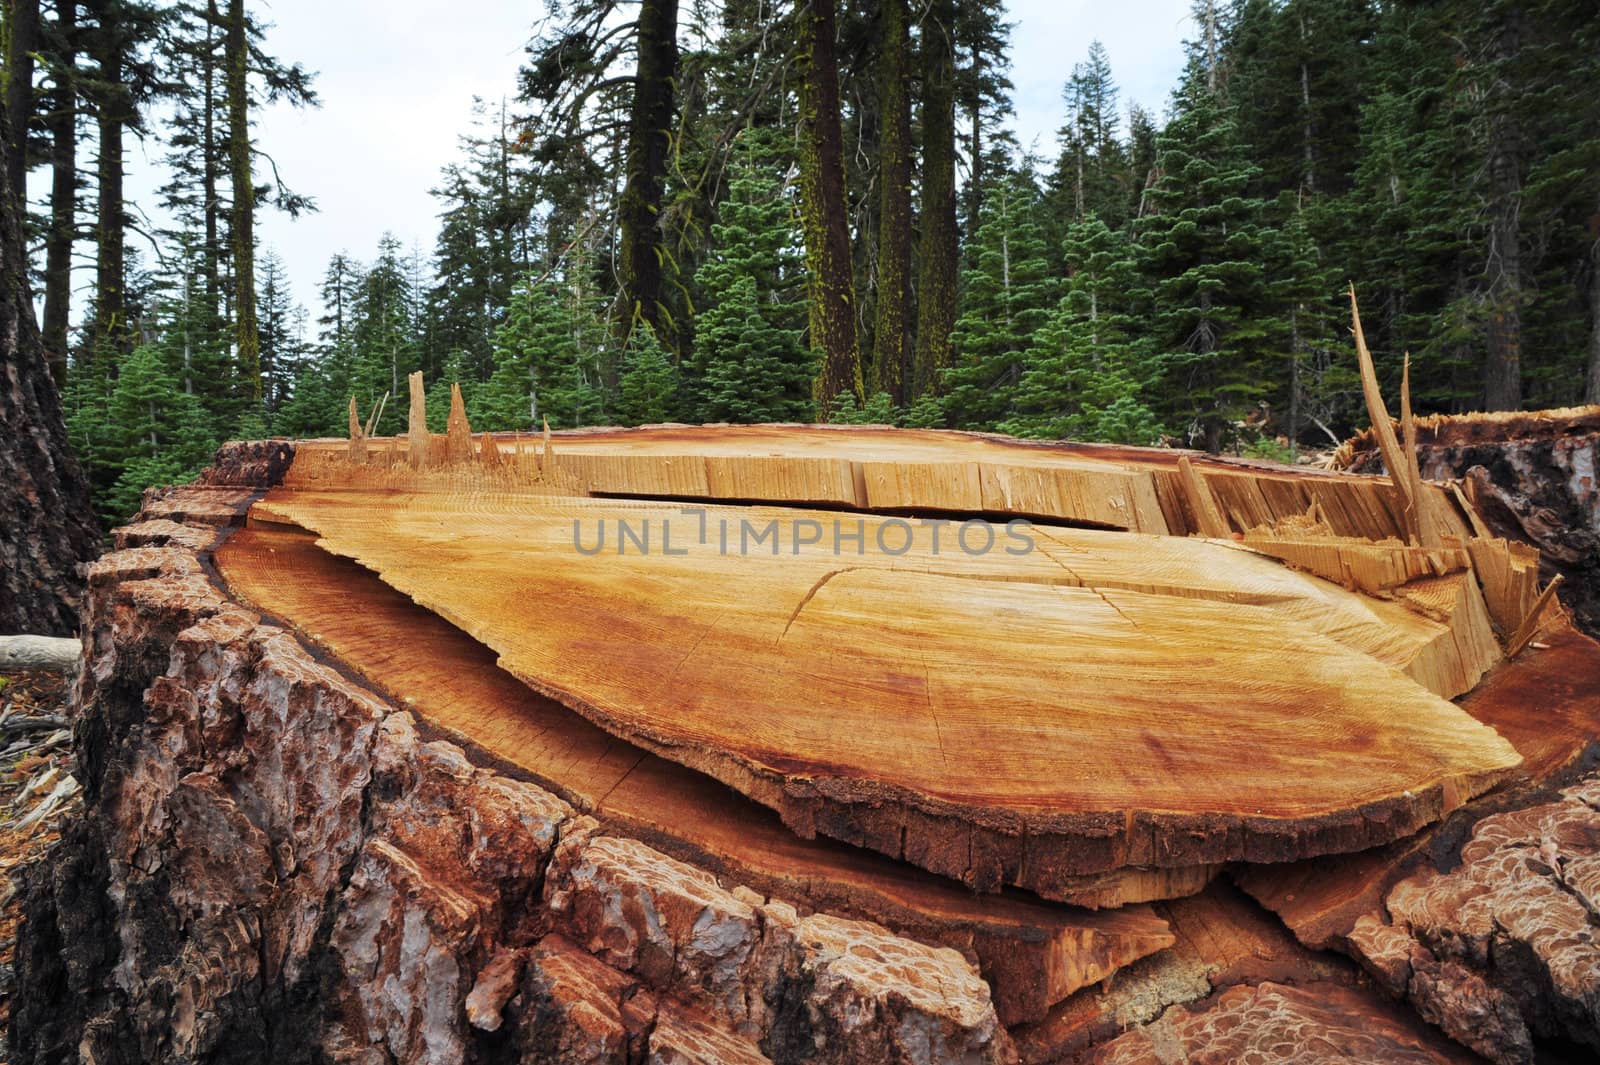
[246,421,1526,899]
[214,524,1177,1024]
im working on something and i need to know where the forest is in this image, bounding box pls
[3,0,1599,524]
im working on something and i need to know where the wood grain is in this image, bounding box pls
[214,524,1180,1023]
[249,470,1521,892]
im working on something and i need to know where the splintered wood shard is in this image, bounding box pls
[346,396,364,465]
[1350,286,1418,544]
[407,371,429,468]
[251,426,1525,901]
[446,383,474,463]
[1178,456,1230,538]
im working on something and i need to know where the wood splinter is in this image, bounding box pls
[1507,575,1565,658]
[1350,286,1420,546]
[407,371,429,468]
[1178,456,1230,538]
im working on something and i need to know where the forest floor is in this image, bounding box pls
[0,669,79,1061]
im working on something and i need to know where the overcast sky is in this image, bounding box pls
[106,0,1193,323]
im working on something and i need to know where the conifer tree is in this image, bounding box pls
[1006,217,1162,445]
[941,168,1057,429]
[690,128,814,423]
[1136,55,1281,452]
[100,344,216,520]
[478,277,603,431]
[616,325,679,425]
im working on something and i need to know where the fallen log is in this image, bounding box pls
[0,634,81,672]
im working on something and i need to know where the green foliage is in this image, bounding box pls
[1005,218,1163,445]
[98,345,218,521]
[828,391,898,426]
[942,168,1059,429]
[617,327,680,426]
[478,277,605,431]
[690,129,815,423]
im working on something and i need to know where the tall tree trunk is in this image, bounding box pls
[1481,8,1522,412]
[203,0,219,314]
[616,0,677,346]
[225,0,258,405]
[965,100,982,246]
[40,0,73,385]
[0,97,100,635]
[796,0,861,416]
[871,0,911,405]
[913,0,957,399]
[1586,225,1600,405]
[3,0,40,203]
[87,0,127,359]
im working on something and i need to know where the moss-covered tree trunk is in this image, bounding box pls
[87,0,129,359]
[225,0,259,405]
[0,96,100,634]
[913,0,957,399]
[41,0,75,384]
[796,0,861,416]
[617,0,678,346]
[872,0,911,405]
[3,0,40,202]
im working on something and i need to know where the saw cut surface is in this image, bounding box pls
[214,525,1179,1023]
[251,468,1521,891]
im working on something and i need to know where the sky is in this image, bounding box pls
[99,0,1193,324]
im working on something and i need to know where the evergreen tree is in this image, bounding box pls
[1136,49,1282,452]
[616,325,679,425]
[690,129,813,423]
[100,344,216,520]
[941,167,1057,429]
[478,277,603,431]
[1006,217,1162,445]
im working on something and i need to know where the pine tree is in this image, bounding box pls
[1136,52,1282,452]
[101,344,216,520]
[690,128,814,423]
[941,167,1057,430]
[1005,217,1162,445]
[478,277,603,431]
[616,325,679,425]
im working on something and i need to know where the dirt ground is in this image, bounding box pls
[0,669,80,1060]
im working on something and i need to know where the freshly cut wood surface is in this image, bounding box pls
[249,476,1521,891]
[214,525,1178,1023]
[1234,623,1600,950]
[285,424,1475,542]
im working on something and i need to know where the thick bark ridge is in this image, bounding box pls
[616,0,678,344]
[871,0,912,405]
[0,98,100,634]
[796,0,862,415]
[913,0,958,399]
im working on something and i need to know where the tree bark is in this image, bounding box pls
[203,0,220,314]
[912,0,957,400]
[871,0,911,405]
[0,99,100,635]
[3,0,40,203]
[87,0,128,359]
[225,0,258,405]
[1481,8,1522,412]
[616,0,677,346]
[796,0,861,416]
[1585,224,1600,405]
[40,0,74,384]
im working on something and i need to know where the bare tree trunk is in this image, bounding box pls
[616,0,678,348]
[0,99,100,635]
[40,0,74,385]
[871,0,911,405]
[913,0,957,400]
[226,0,258,405]
[1481,9,1523,412]
[796,0,861,416]
[3,0,40,202]
[1586,227,1600,405]
[87,0,128,360]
